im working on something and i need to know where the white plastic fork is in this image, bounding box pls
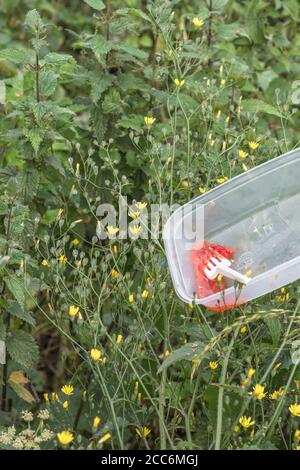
[204,256,251,285]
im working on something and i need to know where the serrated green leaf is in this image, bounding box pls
[102,88,121,114]
[44,52,76,67]
[83,0,105,11]
[7,301,36,327]
[40,71,58,97]
[24,127,45,154]
[116,44,148,61]
[5,276,26,308]
[6,330,39,368]
[90,72,115,102]
[90,35,113,63]
[24,9,44,31]
[0,48,31,64]
[242,99,282,117]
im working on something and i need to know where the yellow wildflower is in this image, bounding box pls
[128,210,140,219]
[276,287,290,303]
[239,416,255,429]
[209,361,218,370]
[144,116,156,126]
[128,294,134,303]
[216,110,222,119]
[164,350,171,358]
[199,187,206,194]
[248,141,259,151]
[63,401,69,409]
[295,430,300,442]
[174,78,185,88]
[99,433,111,444]
[251,384,267,400]
[41,259,48,267]
[216,176,228,184]
[43,393,49,402]
[51,392,59,401]
[57,208,64,220]
[289,403,300,417]
[136,201,147,210]
[141,289,149,299]
[71,238,80,246]
[247,368,256,379]
[90,348,102,362]
[136,426,151,438]
[93,416,101,429]
[269,387,284,400]
[134,381,139,391]
[233,425,240,433]
[116,334,123,344]
[239,150,248,159]
[137,392,142,401]
[130,224,142,236]
[58,255,67,265]
[69,305,80,318]
[57,431,74,445]
[192,17,204,28]
[240,326,247,334]
[107,225,119,236]
[111,269,119,278]
[61,385,74,396]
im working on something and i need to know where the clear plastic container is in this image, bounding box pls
[163,148,300,311]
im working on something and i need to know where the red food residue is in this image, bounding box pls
[191,241,239,311]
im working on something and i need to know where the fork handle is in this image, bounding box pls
[217,265,250,285]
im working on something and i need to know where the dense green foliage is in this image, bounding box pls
[0,0,300,450]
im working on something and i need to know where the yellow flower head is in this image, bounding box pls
[192,17,204,28]
[248,141,259,151]
[130,224,142,236]
[57,431,74,446]
[174,78,185,88]
[43,393,49,402]
[61,384,74,396]
[69,305,80,318]
[93,415,101,429]
[136,201,147,210]
[239,416,255,429]
[295,429,300,442]
[58,255,68,265]
[42,259,49,267]
[209,361,218,370]
[72,238,80,246]
[141,289,149,299]
[107,225,119,236]
[239,150,248,159]
[99,432,111,444]
[90,348,102,362]
[216,176,228,184]
[240,326,247,334]
[136,426,151,438]
[251,384,267,400]
[128,209,140,220]
[111,269,119,278]
[247,368,256,379]
[199,187,206,194]
[144,116,156,126]
[128,294,134,303]
[63,400,69,409]
[289,403,300,417]
[116,334,123,344]
[269,387,284,400]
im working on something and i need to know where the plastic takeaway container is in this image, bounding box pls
[163,147,300,311]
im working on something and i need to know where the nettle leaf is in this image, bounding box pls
[91,104,108,141]
[8,370,39,404]
[5,276,26,308]
[116,44,148,61]
[158,341,204,373]
[90,72,115,103]
[242,99,282,118]
[16,168,40,202]
[83,0,105,11]
[0,48,31,64]
[24,9,44,31]
[6,330,39,369]
[90,35,113,63]
[24,127,46,154]
[40,71,58,97]
[102,88,122,114]
[7,301,36,327]
[44,52,76,67]
[118,115,143,132]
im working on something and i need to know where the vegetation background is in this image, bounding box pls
[0,0,300,450]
